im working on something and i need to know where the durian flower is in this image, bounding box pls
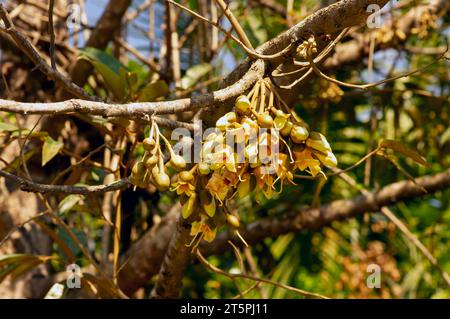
[190,214,217,243]
[206,172,231,203]
[293,148,322,177]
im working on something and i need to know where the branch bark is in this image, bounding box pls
[149,216,192,298]
[0,170,130,195]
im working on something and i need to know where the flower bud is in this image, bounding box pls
[198,162,211,175]
[200,192,216,218]
[142,138,156,151]
[154,172,170,191]
[226,214,240,228]
[144,154,158,168]
[132,161,146,178]
[216,112,237,131]
[170,154,186,170]
[179,170,194,182]
[235,95,252,115]
[306,131,331,153]
[280,121,293,137]
[257,112,274,129]
[314,151,338,167]
[274,116,287,130]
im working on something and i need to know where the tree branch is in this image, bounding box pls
[0,169,130,195]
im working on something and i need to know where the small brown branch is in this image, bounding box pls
[0,169,130,195]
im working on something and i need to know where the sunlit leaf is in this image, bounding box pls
[137,80,169,102]
[78,47,127,100]
[42,136,63,166]
[0,122,18,132]
[58,194,85,214]
[181,63,211,89]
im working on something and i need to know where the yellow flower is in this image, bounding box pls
[206,172,231,203]
[253,165,275,199]
[171,171,196,196]
[171,180,196,196]
[293,149,322,177]
[274,153,294,185]
[190,215,217,243]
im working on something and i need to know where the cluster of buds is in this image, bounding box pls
[411,9,438,38]
[130,79,337,248]
[130,120,187,191]
[296,36,318,60]
[317,78,344,103]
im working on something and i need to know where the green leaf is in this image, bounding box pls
[181,63,211,89]
[78,47,127,101]
[56,228,88,258]
[58,194,85,214]
[0,122,18,132]
[42,136,63,166]
[3,149,37,173]
[0,254,54,283]
[379,139,429,167]
[79,47,124,74]
[137,80,170,102]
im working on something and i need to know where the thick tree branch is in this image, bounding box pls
[150,216,192,298]
[0,59,262,116]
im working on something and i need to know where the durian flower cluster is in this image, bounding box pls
[130,79,337,248]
